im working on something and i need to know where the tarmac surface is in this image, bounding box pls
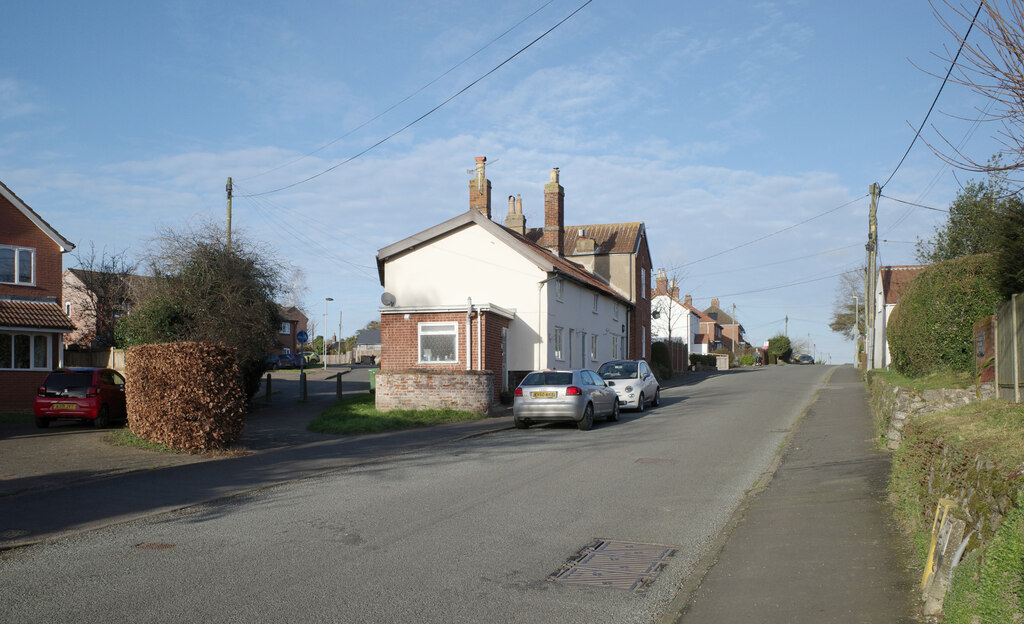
[0,364,920,621]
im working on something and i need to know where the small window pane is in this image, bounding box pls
[17,249,32,283]
[33,335,47,368]
[14,335,31,368]
[0,248,14,283]
[419,323,457,362]
[0,334,11,368]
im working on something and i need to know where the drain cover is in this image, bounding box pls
[549,539,677,591]
[135,543,175,550]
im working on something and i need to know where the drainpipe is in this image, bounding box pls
[477,306,482,372]
[467,297,473,371]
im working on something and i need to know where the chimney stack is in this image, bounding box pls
[670,279,679,300]
[655,269,668,295]
[505,194,526,235]
[684,294,693,307]
[711,298,720,309]
[469,156,491,219]
[541,167,564,255]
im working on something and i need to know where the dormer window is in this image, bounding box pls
[0,245,34,286]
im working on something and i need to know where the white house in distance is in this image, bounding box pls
[374,157,652,410]
[870,264,925,369]
[650,269,700,352]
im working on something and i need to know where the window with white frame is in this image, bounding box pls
[279,322,291,335]
[0,245,35,286]
[554,327,564,360]
[419,322,458,363]
[0,332,49,370]
[613,303,619,320]
[611,334,618,358]
[592,293,599,313]
[554,278,564,301]
[590,335,598,360]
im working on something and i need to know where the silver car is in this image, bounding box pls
[513,369,619,431]
[597,360,660,411]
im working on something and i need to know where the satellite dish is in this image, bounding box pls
[381,292,397,307]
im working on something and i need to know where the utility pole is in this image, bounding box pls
[226,177,233,252]
[731,303,736,354]
[865,183,879,370]
[785,315,788,336]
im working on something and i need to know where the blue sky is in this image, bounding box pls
[0,1,1004,363]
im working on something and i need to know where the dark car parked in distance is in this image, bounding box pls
[33,367,127,429]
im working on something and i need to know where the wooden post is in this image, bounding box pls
[1013,294,1020,403]
[336,373,343,400]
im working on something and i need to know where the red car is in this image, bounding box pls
[33,368,127,429]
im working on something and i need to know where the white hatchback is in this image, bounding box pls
[597,360,661,411]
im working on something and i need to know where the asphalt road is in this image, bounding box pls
[1,364,832,623]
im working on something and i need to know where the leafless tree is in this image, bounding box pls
[828,269,867,342]
[65,243,139,348]
[930,1,1024,177]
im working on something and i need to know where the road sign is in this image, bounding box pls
[296,330,309,344]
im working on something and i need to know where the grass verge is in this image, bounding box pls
[108,428,183,453]
[308,394,486,434]
[870,368,972,391]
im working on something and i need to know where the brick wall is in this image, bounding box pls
[381,309,510,402]
[375,369,494,414]
[630,244,652,361]
[974,315,995,383]
[1,199,64,301]
[0,370,48,413]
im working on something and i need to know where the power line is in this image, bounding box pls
[685,243,861,279]
[879,194,948,212]
[237,1,555,183]
[879,1,983,191]
[694,265,861,299]
[242,0,594,198]
[671,195,867,270]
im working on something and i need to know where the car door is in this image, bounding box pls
[639,362,657,400]
[585,370,612,416]
[110,371,127,417]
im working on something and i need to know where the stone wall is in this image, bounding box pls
[873,379,995,450]
[375,369,495,415]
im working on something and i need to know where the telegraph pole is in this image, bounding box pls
[226,177,233,252]
[865,183,879,369]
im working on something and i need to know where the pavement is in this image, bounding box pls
[0,364,920,621]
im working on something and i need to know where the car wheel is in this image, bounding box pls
[577,404,594,431]
[636,393,645,412]
[514,417,530,429]
[34,417,50,429]
[608,401,620,422]
[652,389,661,407]
[94,406,110,429]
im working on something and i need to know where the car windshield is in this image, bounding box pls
[598,362,638,379]
[42,372,93,398]
[521,372,573,386]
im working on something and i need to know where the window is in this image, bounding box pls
[611,335,618,359]
[419,322,458,363]
[613,304,619,320]
[554,327,564,360]
[642,327,646,358]
[592,293,599,313]
[279,322,291,335]
[0,246,34,285]
[590,335,598,360]
[554,278,564,301]
[0,332,49,370]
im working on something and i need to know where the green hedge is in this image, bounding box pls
[887,254,1001,377]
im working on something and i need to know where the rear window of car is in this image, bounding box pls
[598,362,638,379]
[42,372,94,397]
[521,372,573,386]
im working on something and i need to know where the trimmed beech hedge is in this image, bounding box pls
[125,342,246,452]
[887,254,1001,377]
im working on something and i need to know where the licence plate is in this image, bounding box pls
[531,391,556,398]
[52,403,78,410]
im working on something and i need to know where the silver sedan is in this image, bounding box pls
[512,369,619,431]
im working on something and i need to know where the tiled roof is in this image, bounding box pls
[0,179,75,252]
[0,300,75,331]
[505,226,629,303]
[278,305,308,322]
[524,222,644,255]
[880,265,926,306]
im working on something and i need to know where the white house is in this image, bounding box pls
[374,158,652,409]
[650,269,700,352]
[870,264,925,369]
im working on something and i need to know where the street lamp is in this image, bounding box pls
[324,297,333,370]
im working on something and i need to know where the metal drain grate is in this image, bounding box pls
[549,539,677,591]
